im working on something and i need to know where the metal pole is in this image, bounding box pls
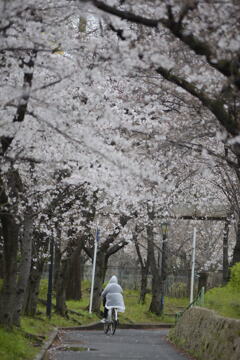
[160,233,167,314]
[46,237,54,318]
[89,228,99,313]
[190,227,197,304]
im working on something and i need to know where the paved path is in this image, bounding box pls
[47,329,192,360]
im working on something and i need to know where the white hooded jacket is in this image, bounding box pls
[101,276,125,312]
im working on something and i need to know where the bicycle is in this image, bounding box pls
[103,307,119,335]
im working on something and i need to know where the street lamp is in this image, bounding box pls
[160,222,169,240]
[160,222,169,314]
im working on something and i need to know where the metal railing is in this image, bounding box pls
[175,287,205,324]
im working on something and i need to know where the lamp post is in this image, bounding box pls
[160,222,169,314]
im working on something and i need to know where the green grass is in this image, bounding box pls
[0,327,38,360]
[204,285,240,319]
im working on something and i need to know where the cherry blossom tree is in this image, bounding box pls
[1,0,239,325]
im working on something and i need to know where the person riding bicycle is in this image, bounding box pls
[101,275,125,323]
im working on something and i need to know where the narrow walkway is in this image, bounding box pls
[47,329,192,360]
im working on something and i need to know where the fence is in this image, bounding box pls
[41,262,223,298]
[84,265,199,298]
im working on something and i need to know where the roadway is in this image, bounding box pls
[46,328,193,360]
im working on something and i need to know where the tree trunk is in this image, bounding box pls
[91,250,108,314]
[0,224,3,278]
[55,258,69,317]
[66,246,83,300]
[80,254,85,282]
[223,218,230,284]
[12,214,33,326]
[0,254,3,279]
[134,230,150,304]
[24,260,45,316]
[24,232,49,316]
[0,213,19,327]
[139,267,148,304]
[232,217,240,265]
[149,273,164,315]
[147,224,164,315]
[53,244,61,291]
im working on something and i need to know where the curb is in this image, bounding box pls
[34,328,58,360]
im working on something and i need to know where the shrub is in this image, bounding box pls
[228,262,240,292]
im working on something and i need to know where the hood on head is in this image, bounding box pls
[109,275,118,284]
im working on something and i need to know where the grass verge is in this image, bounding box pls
[0,327,38,360]
[204,285,240,319]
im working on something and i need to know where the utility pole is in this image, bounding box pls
[89,227,99,313]
[190,227,197,304]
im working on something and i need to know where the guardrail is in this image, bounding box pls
[175,287,205,324]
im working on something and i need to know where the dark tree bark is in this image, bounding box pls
[147,206,168,316]
[223,218,230,284]
[55,258,69,317]
[13,50,37,122]
[12,214,33,326]
[0,225,4,278]
[147,223,164,315]
[0,49,37,327]
[66,245,83,300]
[149,272,164,315]
[53,243,61,291]
[23,231,49,317]
[0,210,33,327]
[0,212,19,327]
[91,250,108,314]
[134,230,150,304]
[24,260,45,316]
[0,254,3,279]
[0,171,22,327]
[139,267,149,304]
[55,236,85,317]
[232,218,240,266]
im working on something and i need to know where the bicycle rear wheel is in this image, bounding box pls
[104,322,110,334]
[110,308,117,335]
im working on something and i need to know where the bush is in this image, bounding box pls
[228,262,240,291]
[204,271,240,319]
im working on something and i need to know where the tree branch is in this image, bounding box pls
[106,240,128,257]
[156,66,239,136]
[87,0,240,89]
[168,140,239,172]
[91,0,159,28]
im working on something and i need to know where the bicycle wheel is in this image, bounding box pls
[110,309,117,335]
[104,321,110,334]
